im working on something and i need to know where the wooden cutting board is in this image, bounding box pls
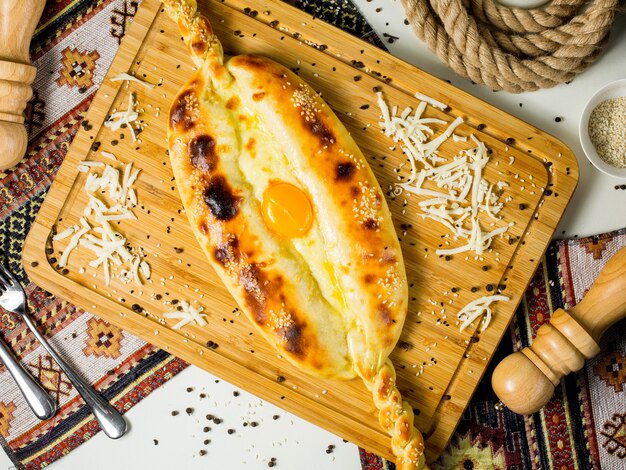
[23,0,578,462]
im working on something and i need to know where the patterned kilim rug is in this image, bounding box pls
[361,228,626,470]
[1,1,625,469]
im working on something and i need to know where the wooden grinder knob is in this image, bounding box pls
[0,0,46,170]
[493,245,626,414]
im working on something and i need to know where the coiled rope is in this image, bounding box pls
[401,0,623,92]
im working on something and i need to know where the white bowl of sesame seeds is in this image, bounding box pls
[579,78,626,179]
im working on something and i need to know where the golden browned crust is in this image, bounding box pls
[167,49,409,379]
[168,74,353,378]
[226,55,407,363]
[163,1,425,467]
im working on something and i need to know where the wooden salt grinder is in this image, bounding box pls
[492,245,626,414]
[0,0,46,170]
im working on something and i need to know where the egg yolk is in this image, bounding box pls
[262,182,313,238]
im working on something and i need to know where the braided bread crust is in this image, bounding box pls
[369,360,428,469]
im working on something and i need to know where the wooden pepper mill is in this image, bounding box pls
[492,245,626,414]
[0,0,46,170]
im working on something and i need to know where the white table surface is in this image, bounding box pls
[3,2,625,469]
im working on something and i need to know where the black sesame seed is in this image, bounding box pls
[233,391,240,397]
[171,410,179,416]
[519,203,528,210]
[204,439,211,445]
[203,426,210,432]
[186,387,193,392]
[276,375,286,383]
[486,284,494,292]
[554,116,562,122]
[227,429,235,435]
[272,415,279,420]
[477,123,486,131]
[199,450,207,456]
[471,287,479,293]
[153,439,158,445]
[505,137,515,145]
[185,407,193,415]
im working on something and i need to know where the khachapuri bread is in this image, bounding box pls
[162,1,427,467]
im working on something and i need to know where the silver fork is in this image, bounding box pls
[0,265,127,439]
[0,334,57,420]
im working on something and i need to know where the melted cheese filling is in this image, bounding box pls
[217,86,355,325]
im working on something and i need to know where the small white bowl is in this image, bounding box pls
[579,78,626,179]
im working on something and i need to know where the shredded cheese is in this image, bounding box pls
[376,91,512,255]
[110,72,156,89]
[53,160,150,286]
[414,91,448,110]
[163,301,207,330]
[101,151,117,160]
[52,226,76,241]
[457,295,509,332]
[104,93,140,140]
[58,218,91,268]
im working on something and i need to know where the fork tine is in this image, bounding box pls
[0,265,16,286]
[0,268,9,288]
